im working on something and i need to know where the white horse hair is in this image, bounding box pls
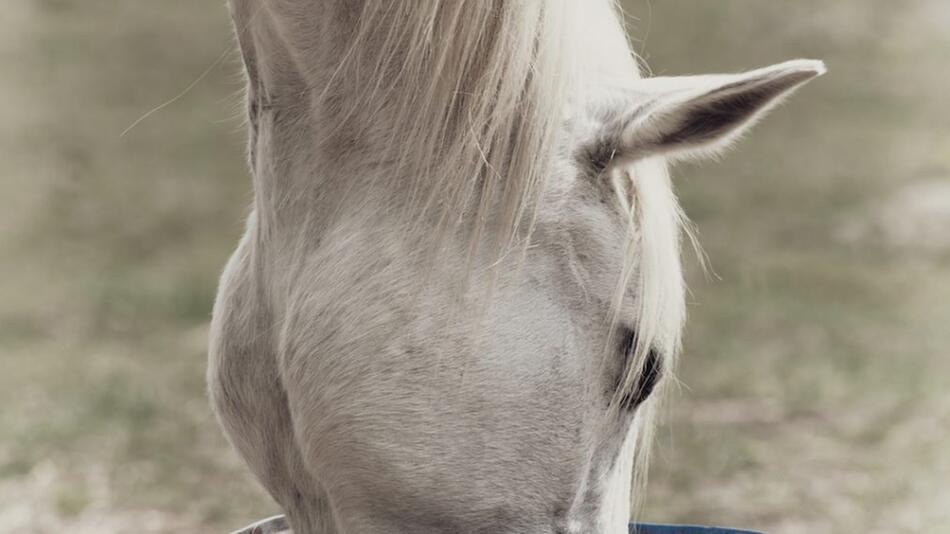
[207,1,823,532]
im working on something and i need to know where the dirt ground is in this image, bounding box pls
[1,1,947,532]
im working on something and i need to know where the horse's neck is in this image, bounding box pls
[229,1,380,238]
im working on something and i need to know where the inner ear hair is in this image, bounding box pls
[663,65,824,147]
[620,59,826,162]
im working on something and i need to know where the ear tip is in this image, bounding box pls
[781,59,828,78]
[798,59,827,76]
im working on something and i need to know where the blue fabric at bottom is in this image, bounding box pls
[630,523,762,534]
[234,515,763,533]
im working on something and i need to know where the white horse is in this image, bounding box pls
[207,1,823,533]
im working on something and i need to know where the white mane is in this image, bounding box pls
[311,2,577,254]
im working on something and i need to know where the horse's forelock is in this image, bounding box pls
[315,2,587,257]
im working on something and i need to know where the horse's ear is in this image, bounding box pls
[617,59,825,162]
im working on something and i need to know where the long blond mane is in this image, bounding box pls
[319,1,576,256]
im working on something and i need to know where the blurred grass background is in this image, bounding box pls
[1,1,948,532]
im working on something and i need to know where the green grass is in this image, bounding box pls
[0,1,270,531]
[1,1,948,532]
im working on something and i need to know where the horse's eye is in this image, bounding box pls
[617,328,663,410]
